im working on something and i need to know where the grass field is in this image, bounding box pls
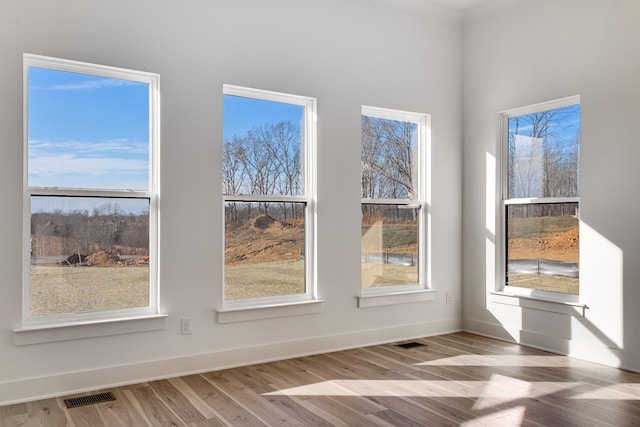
[225,260,305,300]
[507,273,578,295]
[225,259,418,300]
[31,260,418,313]
[30,265,149,316]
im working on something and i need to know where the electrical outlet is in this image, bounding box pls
[181,318,192,335]
[446,292,453,304]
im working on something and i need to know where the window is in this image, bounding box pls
[222,85,316,306]
[23,54,160,325]
[361,106,429,294]
[500,96,580,296]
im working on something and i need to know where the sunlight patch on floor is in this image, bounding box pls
[417,354,600,368]
[462,406,527,427]
[264,377,587,400]
[571,383,640,400]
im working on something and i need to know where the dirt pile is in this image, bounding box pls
[250,214,287,230]
[508,226,579,262]
[86,251,120,266]
[82,251,148,266]
[226,215,304,265]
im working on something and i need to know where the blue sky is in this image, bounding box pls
[508,104,580,143]
[28,67,150,192]
[223,95,304,141]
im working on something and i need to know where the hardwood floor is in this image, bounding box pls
[3,332,640,426]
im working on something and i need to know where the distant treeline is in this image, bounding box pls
[507,202,579,219]
[31,204,149,257]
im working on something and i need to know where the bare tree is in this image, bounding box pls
[223,120,303,219]
[508,105,580,199]
[361,116,416,200]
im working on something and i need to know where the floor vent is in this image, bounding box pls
[64,392,115,408]
[395,341,426,349]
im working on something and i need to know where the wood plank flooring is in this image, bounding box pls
[3,332,640,426]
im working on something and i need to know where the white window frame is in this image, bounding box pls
[360,106,430,298]
[497,95,580,303]
[22,54,161,327]
[221,84,317,309]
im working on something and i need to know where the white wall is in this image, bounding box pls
[462,0,640,370]
[0,0,462,404]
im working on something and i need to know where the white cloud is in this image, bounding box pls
[31,78,140,91]
[29,154,148,176]
[28,154,148,191]
[29,138,149,157]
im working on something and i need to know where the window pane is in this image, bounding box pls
[27,67,150,190]
[225,202,305,300]
[506,202,579,294]
[223,95,305,196]
[507,104,580,198]
[361,204,419,288]
[361,115,418,199]
[30,196,150,316]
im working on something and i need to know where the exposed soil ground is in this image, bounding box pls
[225,215,304,265]
[508,227,579,262]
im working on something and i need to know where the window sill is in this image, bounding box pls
[490,291,587,316]
[357,289,437,308]
[217,299,325,324]
[13,314,168,345]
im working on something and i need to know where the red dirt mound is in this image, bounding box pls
[86,251,120,266]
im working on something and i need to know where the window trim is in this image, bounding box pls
[496,95,580,303]
[221,85,317,309]
[22,54,161,327]
[360,106,431,297]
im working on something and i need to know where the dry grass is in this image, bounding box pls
[361,262,417,288]
[30,265,149,316]
[224,259,419,300]
[225,260,305,300]
[31,261,421,312]
[507,273,579,295]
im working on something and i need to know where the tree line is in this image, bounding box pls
[223,120,303,197]
[31,203,149,258]
[223,120,303,222]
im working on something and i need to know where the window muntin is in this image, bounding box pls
[502,98,580,295]
[361,106,428,293]
[222,85,316,305]
[23,54,159,324]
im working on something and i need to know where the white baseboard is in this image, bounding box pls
[0,318,461,406]
[463,318,640,373]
